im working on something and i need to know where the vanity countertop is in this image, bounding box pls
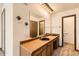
[20,35,58,54]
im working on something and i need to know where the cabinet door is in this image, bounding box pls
[42,46,47,56]
[53,39,58,50]
[47,44,51,56]
[50,42,53,55]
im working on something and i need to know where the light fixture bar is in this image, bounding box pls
[41,3,53,13]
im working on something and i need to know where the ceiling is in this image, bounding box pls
[1,3,79,18]
[26,3,79,18]
[49,3,79,13]
[27,3,50,18]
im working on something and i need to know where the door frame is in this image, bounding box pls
[62,14,76,51]
[39,20,45,35]
[1,8,5,56]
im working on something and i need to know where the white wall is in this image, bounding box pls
[52,8,79,50]
[45,17,51,33]
[13,3,30,56]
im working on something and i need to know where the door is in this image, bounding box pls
[30,20,38,37]
[63,16,74,44]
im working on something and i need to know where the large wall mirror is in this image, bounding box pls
[29,15,45,38]
[28,4,47,37]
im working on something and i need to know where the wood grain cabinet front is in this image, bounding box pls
[42,46,47,56]
[46,42,53,56]
[32,48,42,56]
[33,43,53,56]
[20,35,59,56]
[32,46,47,56]
[20,47,31,56]
[50,42,53,55]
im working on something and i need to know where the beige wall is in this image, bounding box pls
[52,8,79,50]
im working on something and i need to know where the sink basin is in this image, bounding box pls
[40,37,49,41]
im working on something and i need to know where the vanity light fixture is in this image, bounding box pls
[25,22,28,26]
[41,3,53,14]
[16,16,21,20]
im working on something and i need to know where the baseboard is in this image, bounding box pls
[64,42,74,45]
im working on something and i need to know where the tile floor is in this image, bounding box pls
[53,43,79,56]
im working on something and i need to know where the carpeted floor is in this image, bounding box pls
[53,43,79,56]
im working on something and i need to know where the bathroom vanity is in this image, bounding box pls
[20,34,59,56]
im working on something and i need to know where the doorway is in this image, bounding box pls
[62,14,76,50]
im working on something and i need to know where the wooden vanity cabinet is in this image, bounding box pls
[20,35,59,56]
[20,41,55,56]
[32,46,47,56]
[32,42,53,56]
